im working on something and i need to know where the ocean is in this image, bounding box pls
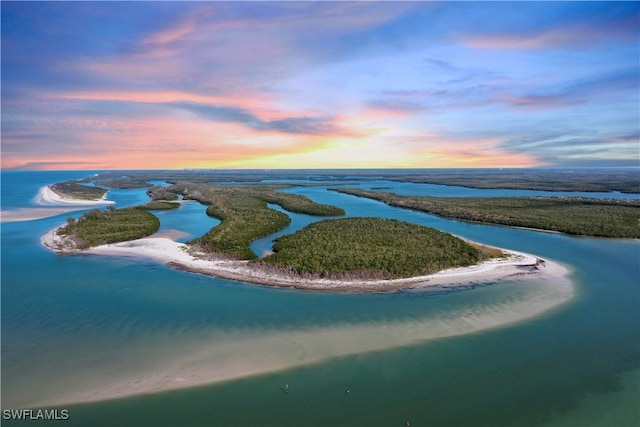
[1,170,638,426]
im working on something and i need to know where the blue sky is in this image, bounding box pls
[1,1,638,170]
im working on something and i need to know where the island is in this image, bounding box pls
[1,180,115,223]
[41,180,566,292]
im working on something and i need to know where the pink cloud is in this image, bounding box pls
[460,13,640,50]
[143,19,196,45]
[56,90,272,111]
[2,109,347,170]
[496,94,584,110]
[404,135,546,168]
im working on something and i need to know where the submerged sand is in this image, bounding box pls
[30,224,573,407]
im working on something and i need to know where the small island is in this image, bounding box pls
[259,217,503,279]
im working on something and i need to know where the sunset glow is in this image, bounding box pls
[2,1,638,170]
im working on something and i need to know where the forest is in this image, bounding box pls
[57,207,160,249]
[51,181,108,200]
[259,218,500,279]
[139,201,181,210]
[85,168,640,193]
[167,182,345,259]
[333,189,640,238]
[385,169,640,193]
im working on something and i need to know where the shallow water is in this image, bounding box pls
[1,171,638,426]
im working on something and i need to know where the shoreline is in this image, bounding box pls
[1,186,115,223]
[34,185,115,206]
[41,224,566,293]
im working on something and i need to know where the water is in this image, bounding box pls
[153,201,220,243]
[1,171,638,426]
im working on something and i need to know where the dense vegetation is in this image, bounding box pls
[98,177,151,189]
[58,207,160,249]
[88,169,640,193]
[249,189,344,216]
[334,189,640,238]
[386,169,640,193]
[51,181,108,200]
[139,201,180,210]
[259,218,498,279]
[168,182,344,259]
[147,186,180,201]
[190,192,291,259]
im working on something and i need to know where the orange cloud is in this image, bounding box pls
[407,137,545,168]
[3,111,342,170]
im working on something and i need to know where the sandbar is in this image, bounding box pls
[30,225,574,408]
[42,224,566,292]
[1,186,115,223]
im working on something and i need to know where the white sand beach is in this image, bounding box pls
[42,224,567,292]
[35,185,115,206]
[1,186,115,223]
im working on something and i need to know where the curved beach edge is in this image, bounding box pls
[35,185,115,206]
[41,225,569,292]
[1,186,115,223]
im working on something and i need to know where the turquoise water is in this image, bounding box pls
[1,171,638,426]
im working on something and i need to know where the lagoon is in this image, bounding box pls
[1,170,638,426]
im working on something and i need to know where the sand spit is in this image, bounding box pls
[1,207,87,223]
[1,186,115,223]
[42,224,565,292]
[35,185,115,206]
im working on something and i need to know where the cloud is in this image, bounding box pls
[460,11,639,50]
[607,133,640,144]
[498,131,640,167]
[171,102,343,135]
[48,89,353,137]
[3,2,638,170]
[364,99,426,116]
[499,69,639,110]
[143,19,196,45]
[3,161,104,171]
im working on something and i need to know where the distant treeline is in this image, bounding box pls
[333,188,640,238]
[385,169,640,194]
[259,218,500,279]
[87,169,640,193]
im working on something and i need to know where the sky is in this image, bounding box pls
[1,1,639,170]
